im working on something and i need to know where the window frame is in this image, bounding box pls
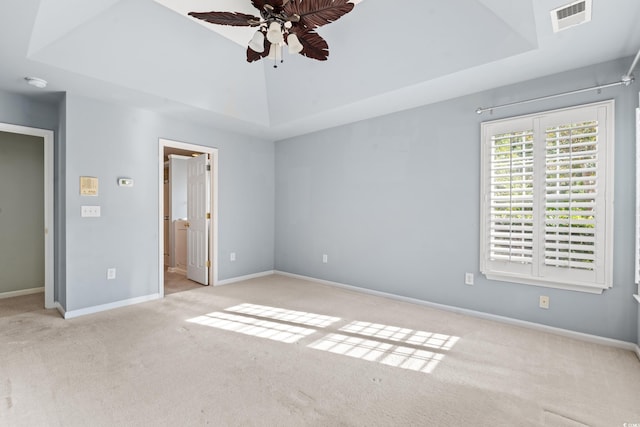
[480,100,615,294]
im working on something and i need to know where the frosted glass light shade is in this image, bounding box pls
[287,34,303,54]
[266,22,284,44]
[248,30,265,53]
[267,43,278,60]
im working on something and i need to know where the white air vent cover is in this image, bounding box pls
[550,0,592,32]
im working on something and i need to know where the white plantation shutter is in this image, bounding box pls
[489,130,534,264]
[544,121,598,271]
[481,101,614,293]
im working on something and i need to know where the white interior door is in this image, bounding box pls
[187,153,209,285]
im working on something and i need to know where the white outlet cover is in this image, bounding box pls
[465,273,474,285]
[539,296,550,309]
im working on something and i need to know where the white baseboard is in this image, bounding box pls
[168,267,187,275]
[635,345,640,361]
[216,270,275,286]
[0,287,44,299]
[63,293,161,319]
[275,271,638,352]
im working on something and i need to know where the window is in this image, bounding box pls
[480,100,614,293]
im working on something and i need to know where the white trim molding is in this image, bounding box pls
[63,294,161,319]
[0,287,44,300]
[633,294,640,304]
[275,271,638,353]
[635,345,640,361]
[216,270,275,286]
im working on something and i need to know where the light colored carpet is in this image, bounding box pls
[164,270,204,296]
[1,274,639,426]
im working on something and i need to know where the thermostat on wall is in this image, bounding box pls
[117,178,134,187]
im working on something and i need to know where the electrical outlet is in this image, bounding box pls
[107,268,116,280]
[322,254,328,264]
[539,295,550,309]
[230,252,236,262]
[465,273,474,285]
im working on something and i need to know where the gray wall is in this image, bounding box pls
[0,92,60,131]
[275,57,639,343]
[0,131,44,293]
[63,94,274,312]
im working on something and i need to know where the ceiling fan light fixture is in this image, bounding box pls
[188,0,357,66]
[248,30,265,53]
[287,34,303,54]
[266,22,284,44]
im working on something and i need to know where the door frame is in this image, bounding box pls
[158,138,218,297]
[0,122,54,308]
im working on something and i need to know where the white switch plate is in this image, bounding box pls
[81,205,101,217]
[322,254,328,264]
[230,252,236,262]
[107,268,116,280]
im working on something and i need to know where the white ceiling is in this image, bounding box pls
[1,0,639,140]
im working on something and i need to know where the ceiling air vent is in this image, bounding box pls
[550,0,592,33]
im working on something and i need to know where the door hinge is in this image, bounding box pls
[206,212,211,219]
[206,164,211,171]
[206,260,211,268]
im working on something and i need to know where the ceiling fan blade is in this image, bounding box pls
[284,0,354,29]
[251,0,267,11]
[188,11,261,27]
[294,29,329,61]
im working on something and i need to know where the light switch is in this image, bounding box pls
[81,205,101,217]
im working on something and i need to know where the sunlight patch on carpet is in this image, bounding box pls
[187,311,316,343]
[308,333,446,374]
[225,303,340,328]
[339,321,459,351]
[309,323,459,374]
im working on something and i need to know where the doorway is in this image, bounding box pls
[158,138,218,297]
[0,123,54,308]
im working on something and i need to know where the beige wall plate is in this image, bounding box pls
[80,176,98,196]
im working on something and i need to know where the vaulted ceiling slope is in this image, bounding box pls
[1,0,639,139]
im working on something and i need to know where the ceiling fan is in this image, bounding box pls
[188,0,355,67]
